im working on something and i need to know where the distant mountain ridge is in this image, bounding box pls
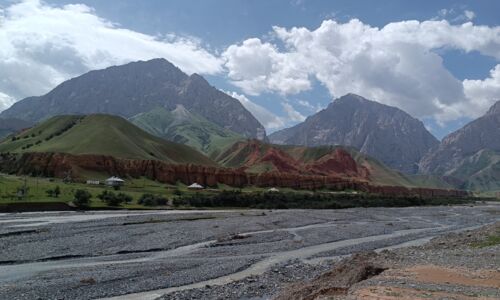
[0,58,266,140]
[269,94,439,174]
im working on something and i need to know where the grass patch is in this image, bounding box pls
[472,234,500,248]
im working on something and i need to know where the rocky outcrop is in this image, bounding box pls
[269,94,439,174]
[0,152,469,198]
[0,58,266,140]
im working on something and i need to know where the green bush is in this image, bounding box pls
[138,193,168,206]
[73,189,92,207]
[46,186,61,198]
[97,191,133,206]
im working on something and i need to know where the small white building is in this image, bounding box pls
[105,176,125,187]
[86,180,100,185]
[268,187,280,193]
[187,183,204,190]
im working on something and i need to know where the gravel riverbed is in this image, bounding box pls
[0,204,498,300]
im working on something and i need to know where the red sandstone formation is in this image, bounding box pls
[0,152,469,198]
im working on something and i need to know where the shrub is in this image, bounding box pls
[46,186,61,198]
[116,193,133,204]
[138,193,168,206]
[73,189,91,207]
[97,191,133,206]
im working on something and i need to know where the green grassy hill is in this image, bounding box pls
[130,106,244,158]
[0,114,216,166]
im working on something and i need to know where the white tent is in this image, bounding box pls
[187,183,204,189]
[105,176,125,186]
[268,187,280,192]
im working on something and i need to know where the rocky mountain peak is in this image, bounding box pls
[486,100,500,115]
[269,93,438,174]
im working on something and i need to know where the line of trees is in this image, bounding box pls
[172,190,472,209]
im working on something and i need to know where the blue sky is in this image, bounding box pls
[0,0,499,139]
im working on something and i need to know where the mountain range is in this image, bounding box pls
[0,58,498,192]
[0,58,266,140]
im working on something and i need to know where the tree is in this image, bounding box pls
[73,189,91,208]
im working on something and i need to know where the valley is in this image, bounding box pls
[1,2,499,299]
[0,204,498,299]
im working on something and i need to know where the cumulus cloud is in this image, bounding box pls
[223,38,311,96]
[224,91,285,130]
[463,64,500,114]
[282,102,306,122]
[223,19,500,123]
[0,0,222,104]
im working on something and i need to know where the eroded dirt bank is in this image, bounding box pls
[274,222,500,300]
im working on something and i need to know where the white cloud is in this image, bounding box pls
[0,92,15,112]
[223,19,500,123]
[224,91,285,130]
[223,38,311,96]
[0,0,222,105]
[282,102,306,122]
[463,64,500,114]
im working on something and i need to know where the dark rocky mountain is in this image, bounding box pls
[269,93,439,174]
[0,58,266,140]
[419,100,500,190]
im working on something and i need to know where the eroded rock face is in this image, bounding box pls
[0,152,469,198]
[419,100,500,177]
[269,94,439,174]
[0,59,266,140]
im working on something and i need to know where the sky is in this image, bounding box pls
[0,0,499,139]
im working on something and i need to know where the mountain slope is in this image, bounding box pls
[269,93,439,174]
[129,106,244,157]
[0,58,266,140]
[0,114,216,166]
[419,101,500,191]
[0,118,32,139]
